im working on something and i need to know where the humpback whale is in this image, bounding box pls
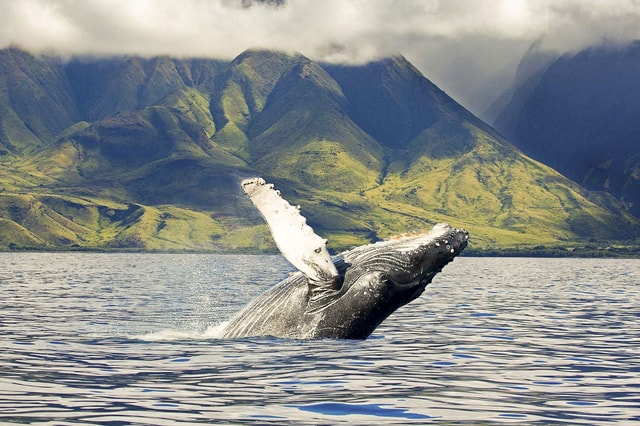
[220,178,468,339]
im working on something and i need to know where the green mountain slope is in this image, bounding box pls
[248,59,384,191]
[0,47,638,252]
[0,48,78,155]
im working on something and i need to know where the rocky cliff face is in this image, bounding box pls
[490,41,640,216]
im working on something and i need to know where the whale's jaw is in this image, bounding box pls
[340,223,468,287]
[385,223,468,285]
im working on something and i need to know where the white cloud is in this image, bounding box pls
[2,0,639,113]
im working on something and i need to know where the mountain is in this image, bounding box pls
[483,39,558,125]
[1,47,638,252]
[490,41,640,217]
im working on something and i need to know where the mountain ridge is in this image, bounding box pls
[1,47,638,252]
[490,41,640,217]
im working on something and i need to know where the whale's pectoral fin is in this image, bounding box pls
[242,178,339,283]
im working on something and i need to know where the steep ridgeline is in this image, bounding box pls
[0,47,638,251]
[490,41,640,217]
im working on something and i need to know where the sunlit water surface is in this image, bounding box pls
[1,254,639,424]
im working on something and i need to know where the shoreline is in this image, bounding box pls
[2,245,639,259]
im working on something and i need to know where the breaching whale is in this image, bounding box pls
[220,178,468,339]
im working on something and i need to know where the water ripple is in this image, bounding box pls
[1,255,639,424]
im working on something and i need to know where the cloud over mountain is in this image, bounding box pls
[2,0,639,113]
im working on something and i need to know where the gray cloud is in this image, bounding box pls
[2,0,639,113]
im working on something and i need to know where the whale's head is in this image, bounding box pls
[370,223,468,290]
[313,223,468,338]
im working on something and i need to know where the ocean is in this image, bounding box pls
[1,253,638,424]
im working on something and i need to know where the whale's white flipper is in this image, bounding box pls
[242,178,339,282]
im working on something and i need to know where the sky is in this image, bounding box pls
[2,0,640,114]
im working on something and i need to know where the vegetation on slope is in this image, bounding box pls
[1,47,639,254]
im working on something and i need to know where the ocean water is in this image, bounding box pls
[0,253,639,425]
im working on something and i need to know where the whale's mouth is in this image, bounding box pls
[337,222,468,296]
[382,224,469,286]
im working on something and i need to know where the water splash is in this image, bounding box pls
[136,322,230,341]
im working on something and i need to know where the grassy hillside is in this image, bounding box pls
[0,192,274,252]
[1,47,639,253]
